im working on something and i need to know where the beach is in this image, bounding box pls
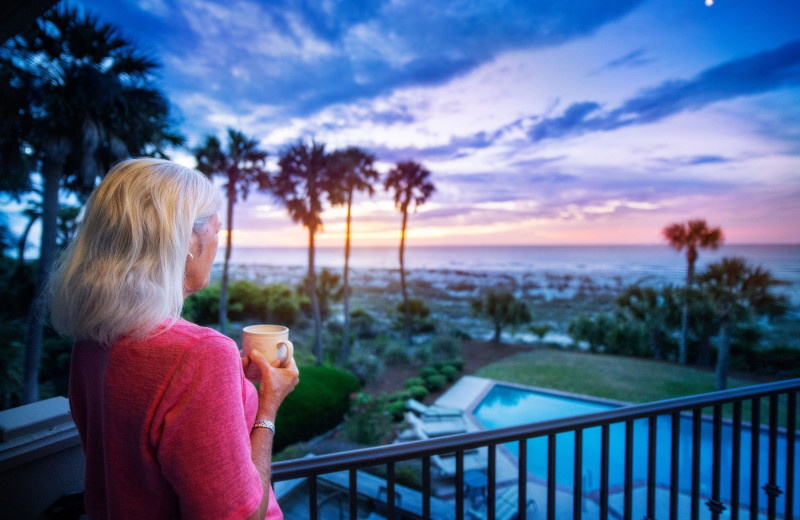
[214,243,800,348]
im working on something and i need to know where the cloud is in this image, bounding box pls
[592,47,654,75]
[528,38,800,142]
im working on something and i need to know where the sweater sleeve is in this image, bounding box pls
[152,335,263,520]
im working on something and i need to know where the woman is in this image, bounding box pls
[49,158,299,519]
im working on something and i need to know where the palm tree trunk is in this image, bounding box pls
[715,317,732,391]
[493,322,501,343]
[17,214,38,269]
[400,207,411,348]
[679,256,696,364]
[219,196,234,335]
[340,190,353,365]
[308,227,323,364]
[22,149,65,403]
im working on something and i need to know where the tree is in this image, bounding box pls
[616,285,680,360]
[301,268,343,322]
[0,7,182,403]
[662,219,723,365]
[270,140,333,364]
[195,129,268,335]
[696,257,788,390]
[328,147,379,364]
[384,161,434,347]
[471,289,532,343]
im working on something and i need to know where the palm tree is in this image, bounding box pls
[328,147,379,363]
[662,219,723,365]
[270,140,333,364]
[0,6,181,403]
[384,161,435,347]
[696,257,788,390]
[616,285,680,360]
[195,129,269,335]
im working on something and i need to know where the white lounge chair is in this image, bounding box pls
[404,410,467,437]
[467,485,538,520]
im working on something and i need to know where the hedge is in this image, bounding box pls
[273,364,360,453]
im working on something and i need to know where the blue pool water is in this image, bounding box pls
[474,384,799,517]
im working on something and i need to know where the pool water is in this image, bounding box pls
[474,384,799,517]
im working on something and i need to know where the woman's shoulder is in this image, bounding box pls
[149,319,238,356]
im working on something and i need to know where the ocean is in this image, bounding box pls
[218,244,800,305]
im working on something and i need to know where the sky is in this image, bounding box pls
[21,0,800,247]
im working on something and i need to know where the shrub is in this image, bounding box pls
[449,358,465,370]
[341,393,394,445]
[439,365,459,382]
[182,283,220,325]
[386,400,406,422]
[404,377,425,389]
[419,366,438,379]
[429,333,462,362]
[383,341,412,364]
[424,374,447,391]
[273,365,360,453]
[407,385,428,401]
[345,350,385,386]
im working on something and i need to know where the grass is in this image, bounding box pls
[475,346,791,426]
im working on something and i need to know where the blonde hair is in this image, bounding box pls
[49,158,223,344]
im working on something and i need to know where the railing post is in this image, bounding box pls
[706,405,726,519]
[785,391,796,520]
[624,420,633,520]
[750,397,761,519]
[548,434,556,520]
[670,411,680,520]
[574,429,583,520]
[601,424,609,519]
[731,400,742,520]
[645,416,657,520]
[762,394,782,520]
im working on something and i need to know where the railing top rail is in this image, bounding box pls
[272,377,800,481]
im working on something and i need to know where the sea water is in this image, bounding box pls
[219,244,800,304]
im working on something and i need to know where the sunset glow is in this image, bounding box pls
[19,0,799,248]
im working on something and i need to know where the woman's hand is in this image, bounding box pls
[242,349,299,420]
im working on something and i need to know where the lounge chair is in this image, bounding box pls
[405,399,464,420]
[467,485,538,520]
[404,410,467,437]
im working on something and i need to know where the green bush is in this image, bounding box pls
[382,341,412,364]
[386,400,406,421]
[439,365,459,382]
[341,392,394,445]
[429,333,462,362]
[182,283,220,325]
[419,366,438,379]
[345,350,385,386]
[407,385,428,401]
[424,374,447,391]
[273,365,360,453]
[404,377,425,389]
[449,358,465,370]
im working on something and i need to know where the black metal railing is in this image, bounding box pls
[272,378,799,520]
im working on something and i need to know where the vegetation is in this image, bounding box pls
[1,7,182,402]
[384,161,435,348]
[471,289,532,342]
[696,257,788,390]
[271,140,335,364]
[272,364,360,453]
[195,129,269,335]
[327,148,379,364]
[663,219,723,364]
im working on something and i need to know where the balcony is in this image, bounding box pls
[1,378,797,519]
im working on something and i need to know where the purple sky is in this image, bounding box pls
[13,0,800,248]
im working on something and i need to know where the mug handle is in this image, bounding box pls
[277,340,294,366]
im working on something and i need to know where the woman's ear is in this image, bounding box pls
[187,230,199,260]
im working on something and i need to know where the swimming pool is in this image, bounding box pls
[473,384,799,517]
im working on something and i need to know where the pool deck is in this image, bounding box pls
[431,376,773,520]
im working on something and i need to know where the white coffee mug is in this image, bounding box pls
[241,324,294,366]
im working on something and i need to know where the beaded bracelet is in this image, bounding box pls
[253,419,275,434]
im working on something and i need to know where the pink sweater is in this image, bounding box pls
[69,319,282,519]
